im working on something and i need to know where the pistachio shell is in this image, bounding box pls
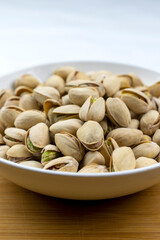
[4,127,27,146]
[7,144,32,162]
[152,129,160,146]
[79,96,105,122]
[43,98,61,116]
[87,70,112,81]
[0,89,13,108]
[149,81,160,97]
[54,66,77,80]
[135,157,158,169]
[19,94,40,110]
[128,119,139,129]
[51,104,80,122]
[0,145,10,159]
[118,75,132,89]
[132,142,160,159]
[106,97,131,127]
[0,133,5,144]
[78,163,108,173]
[140,110,160,135]
[19,160,43,168]
[66,70,89,82]
[62,94,71,105]
[14,110,46,130]
[44,156,79,172]
[111,147,136,171]
[128,73,144,87]
[98,74,120,96]
[108,128,143,147]
[41,144,61,165]
[99,118,108,135]
[0,106,23,127]
[45,74,65,95]
[33,86,60,105]
[14,86,33,96]
[77,121,104,151]
[81,151,105,167]
[14,74,40,89]
[141,135,151,142]
[0,119,5,135]
[4,96,20,107]
[55,132,85,162]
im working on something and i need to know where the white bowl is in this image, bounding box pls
[0,61,160,200]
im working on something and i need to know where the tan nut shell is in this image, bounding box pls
[78,163,108,173]
[0,89,13,108]
[43,98,61,116]
[152,129,160,146]
[4,127,27,146]
[77,121,104,151]
[0,145,10,159]
[19,94,40,110]
[99,75,120,97]
[135,157,158,169]
[0,105,23,127]
[140,110,160,135]
[62,94,71,105]
[45,75,65,95]
[128,119,139,129]
[0,133,4,145]
[14,86,33,96]
[14,110,46,130]
[44,156,79,172]
[19,160,43,168]
[7,144,32,162]
[33,86,60,105]
[81,151,105,167]
[4,96,20,107]
[66,70,89,83]
[14,74,40,89]
[54,66,77,80]
[149,81,160,97]
[132,142,160,159]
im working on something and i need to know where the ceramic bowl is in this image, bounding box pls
[0,61,160,200]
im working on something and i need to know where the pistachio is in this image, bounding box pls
[3,127,27,146]
[7,144,32,162]
[54,66,77,80]
[78,163,108,173]
[0,89,13,108]
[79,96,105,122]
[111,147,136,171]
[43,98,61,123]
[118,75,132,89]
[135,157,158,169]
[66,70,89,82]
[14,110,46,130]
[0,119,5,135]
[140,134,151,143]
[140,110,160,135]
[108,128,143,147]
[81,151,105,167]
[99,117,108,135]
[106,97,131,127]
[41,144,61,166]
[0,145,10,159]
[14,74,40,89]
[128,119,139,129]
[14,86,33,96]
[121,88,151,114]
[132,142,160,159]
[44,156,79,172]
[77,120,104,151]
[152,129,160,146]
[45,74,65,96]
[87,70,112,81]
[19,160,43,168]
[33,86,60,105]
[149,81,160,97]
[0,105,23,127]
[51,104,80,122]
[4,96,20,107]
[50,119,83,136]
[62,94,71,105]
[19,94,40,110]
[0,133,5,145]
[55,132,85,162]
[97,74,120,97]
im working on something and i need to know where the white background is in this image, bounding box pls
[0,0,160,76]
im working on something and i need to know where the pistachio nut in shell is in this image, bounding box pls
[81,151,105,168]
[54,66,77,80]
[62,94,71,105]
[128,119,139,129]
[99,117,108,135]
[117,75,132,89]
[111,147,136,171]
[51,104,80,122]
[152,129,160,146]
[33,86,60,105]
[19,94,40,110]
[108,128,143,147]
[14,74,40,89]
[19,160,43,168]
[128,73,144,87]
[25,123,50,155]
[140,110,160,135]
[0,145,10,159]
[132,142,160,159]
[78,163,108,173]
[14,110,46,130]
[106,97,131,127]
[0,119,5,135]
[66,70,89,83]
[4,96,20,107]
[68,87,99,106]
[14,86,33,96]
[44,156,79,173]
[50,119,83,136]
[121,88,151,114]
[0,89,13,108]
[148,81,160,97]
[87,70,112,81]
[55,132,85,162]
[43,98,61,119]
[0,105,23,127]
[77,120,104,151]
[41,144,61,166]
[7,144,32,162]
[135,157,158,169]
[97,74,120,97]
[3,127,27,147]
[79,96,105,122]
[0,133,4,145]
[45,74,65,96]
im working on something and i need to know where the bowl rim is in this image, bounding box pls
[0,60,160,178]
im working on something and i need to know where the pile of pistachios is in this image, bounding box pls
[0,66,160,173]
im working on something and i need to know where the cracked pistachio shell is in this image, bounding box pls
[62,94,71,105]
[19,94,40,110]
[3,127,27,147]
[4,96,20,107]
[99,117,108,135]
[78,163,108,173]
[87,70,112,81]
[141,135,151,142]
[41,144,61,166]
[54,66,77,80]
[140,110,160,135]
[108,128,143,147]
[132,142,160,159]
[0,105,23,127]
[118,75,132,89]
[0,133,4,144]
[44,156,79,172]
[14,110,46,130]
[55,132,85,162]
[0,89,13,108]
[121,88,151,114]
[14,86,33,96]
[79,96,105,122]
[128,73,144,87]
[135,157,158,169]
[66,70,89,83]
[149,81,160,97]
[33,86,60,105]
[134,86,152,99]
[152,129,160,146]
[0,145,10,159]
[106,97,131,127]
[152,97,160,112]
[51,104,80,122]
[81,151,105,168]
[0,118,5,135]
[14,74,40,89]
[97,74,120,97]
[19,160,43,168]
[128,119,139,129]
[7,144,32,162]
[43,98,61,116]
[69,87,99,106]
[45,74,65,96]
[50,119,83,136]
[25,123,50,154]
[111,147,136,171]
[77,121,104,151]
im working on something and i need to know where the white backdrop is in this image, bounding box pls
[0,0,160,76]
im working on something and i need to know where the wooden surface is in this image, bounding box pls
[0,174,160,240]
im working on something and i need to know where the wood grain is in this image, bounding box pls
[0,174,160,240]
